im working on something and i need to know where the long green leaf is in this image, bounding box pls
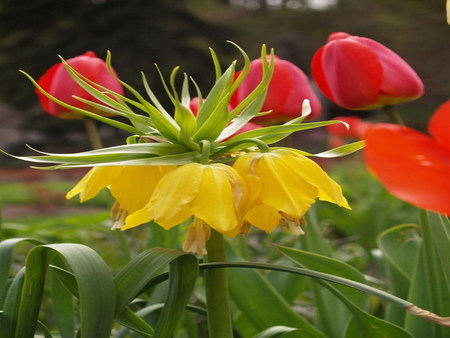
[113,247,191,313]
[153,254,198,337]
[226,245,326,338]
[14,243,115,338]
[377,224,421,325]
[0,268,25,338]
[0,238,42,308]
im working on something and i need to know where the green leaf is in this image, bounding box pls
[222,121,344,151]
[115,307,154,337]
[377,224,421,325]
[0,268,25,338]
[50,257,75,338]
[113,247,191,314]
[20,71,141,135]
[253,326,300,338]
[0,238,42,308]
[193,64,236,142]
[27,151,201,170]
[277,245,367,338]
[14,243,115,338]
[277,245,367,308]
[226,245,327,338]
[153,254,198,337]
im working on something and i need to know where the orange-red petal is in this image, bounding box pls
[364,124,450,215]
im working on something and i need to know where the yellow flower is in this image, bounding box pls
[123,163,248,255]
[66,165,175,228]
[233,148,350,234]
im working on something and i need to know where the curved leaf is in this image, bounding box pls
[14,243,115,338]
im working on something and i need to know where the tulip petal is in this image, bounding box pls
[358,38,424,103]
[428,99,450,152]
[316,38,383,109]
[364,124,450,215]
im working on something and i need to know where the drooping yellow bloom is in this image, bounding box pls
[123,163,248,255]
[233,148,350,234]
[66,165,175,228]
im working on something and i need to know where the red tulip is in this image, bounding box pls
[312,32,424,110]
[231,56,322,125]
[37,51,124,119]
[364,100,450,215]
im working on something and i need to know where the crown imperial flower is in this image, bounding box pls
[123,163,248,255]
[10,43,361,255]
[36,51,124,119]
[312,32,424,110]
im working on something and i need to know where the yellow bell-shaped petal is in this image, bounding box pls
[66,166,123,202]
[124,163,247,237]
[67,165,175,225]
[233,149,350,234]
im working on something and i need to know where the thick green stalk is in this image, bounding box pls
[83,117,103,149]
[204,230,233,338]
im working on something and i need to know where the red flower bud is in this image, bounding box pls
[312,32,424,110]
[36,51,124,119]
[364,100,450,215]
[231,56,322,125]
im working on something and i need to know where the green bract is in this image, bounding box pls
[13,43,364,168]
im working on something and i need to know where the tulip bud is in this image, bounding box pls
[312,32,424,111]
[231,56,322,125]
[36,51,124,119]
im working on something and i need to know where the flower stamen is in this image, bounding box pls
[183,218,212,256]
[280,212,306,236]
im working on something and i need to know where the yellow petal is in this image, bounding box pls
[244,203,281,233]
[280,150,350,209]
[255,152,318,217]
[148,163,204,229]
[190,164,239,234]
[109,165,174,214]
[66,166,123,202]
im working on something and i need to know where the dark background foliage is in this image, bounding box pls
[0,0,448,162]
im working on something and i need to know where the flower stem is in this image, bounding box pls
[204,230,233,338]
[83,117,103,149]
[383,105,405,125]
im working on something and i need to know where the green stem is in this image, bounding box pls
[83,117,103,150]
[204,230,233,338]
[383,105,405,125]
